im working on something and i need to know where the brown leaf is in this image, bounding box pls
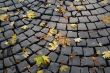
[55,33,70,47]
[0,14,9,21]
[101,16,110,24]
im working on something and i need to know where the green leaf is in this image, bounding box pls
[60,65,69,72]
[34,55,44,66]
[34,55,50,67]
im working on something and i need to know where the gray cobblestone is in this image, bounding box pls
[0,0,110,73]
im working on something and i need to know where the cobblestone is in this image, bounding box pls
[0,0,110,73]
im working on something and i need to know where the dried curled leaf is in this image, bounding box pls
[0,14,9,21]
[102,51,110,59]
[48,40,58,51]
[48,28,57,36]
[55,33,70,47]
[22,48,30,58]
[60,65,69,72]
[101,16,110,24]
[34,55,50,66]
[21,25,29,30]
[39,22,46,27]
[26,10,36,19]
[70,24,77,29]
[55,6,66,14]
[74,38,82,43]
[43,28,57,40]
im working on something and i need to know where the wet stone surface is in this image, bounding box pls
[0,0,110,73]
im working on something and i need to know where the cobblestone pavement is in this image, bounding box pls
[0,0,110,73]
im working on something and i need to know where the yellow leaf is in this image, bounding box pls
[48,28,57,36]
[8,34,17,45]
[101,16,110,24]
[70,24,77,29]
[60,65,69,72]
[102,51,110,59]
[21,25,29,30]
[55,6,66,14]
[26,10,36,19]
[42,55,50,64]
[0,14,9,21]
[48,40,58,51]
[101,0,108,4]
[39,22,46,27]
[37,70,43,73]
[74,38,82,43]
[76,6,84,11]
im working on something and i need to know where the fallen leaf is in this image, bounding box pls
[55,6,66,14]
[101,16,110,24]
[76,6,84,11]
[39,22,46,27]
[60,65,69,72]
[43,28,57,40]
[0,14,9,21]
[22,48,30,58]
[48,28,57,36]
[37,70,44,73]
[102,51,110,59]
[9,21,15,27]
[48,40,58,51]
[34,55,50,66]
[5,34,17,46]
[26,10,36,19]
[96,50,102,55]
[9,34,17,45]
[42,55,50,64]
[69,52,76,60]
[21,25,29,30]
[98,43,103,46]
[74,38,82,43]
[101,0,108,4]
[4,41,9,45]
[70,24,77,29]
[55,33,70,47]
